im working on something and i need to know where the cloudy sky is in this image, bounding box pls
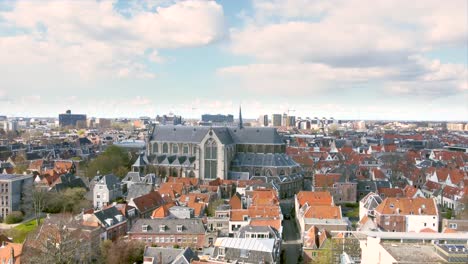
[0,0,466,120]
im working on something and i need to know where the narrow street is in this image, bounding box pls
[280,200,302,264]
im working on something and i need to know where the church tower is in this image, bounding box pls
[239,105,244,129]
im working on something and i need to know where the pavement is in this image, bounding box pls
[280,200,302,264]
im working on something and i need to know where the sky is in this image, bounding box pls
[0,0,467,121]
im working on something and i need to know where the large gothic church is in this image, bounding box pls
[146,108,303,197]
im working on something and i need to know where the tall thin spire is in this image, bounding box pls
[239,105,243,129]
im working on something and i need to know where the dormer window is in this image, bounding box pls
[142,224,149,232]
[159,225,165,232]
[177,225,183,232]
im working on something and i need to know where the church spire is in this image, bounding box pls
[239,105,243,129]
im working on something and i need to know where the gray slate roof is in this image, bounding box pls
[144,247,198,264]
[94,206,125,227]
[150,125,284,145]
[231,153,299,167]
[94,174,121,189]
[129,218,205,234]
[126,183,153,200]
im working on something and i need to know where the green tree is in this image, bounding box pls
[85,145,132,178]
[207,199,225,217]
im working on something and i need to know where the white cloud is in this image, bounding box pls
[0,0,224,78]
[218,56,467,97]
[224,0,467,99]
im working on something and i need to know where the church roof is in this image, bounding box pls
[150,125,284,145]
[231,153,298,167]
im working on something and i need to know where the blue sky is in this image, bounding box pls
[0,0,466,121]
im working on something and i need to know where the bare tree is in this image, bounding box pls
[31,188,48,225]
[23,214,96,264]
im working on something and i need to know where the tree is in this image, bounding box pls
[43,188,91,214]
[207,199,225,217]
[23,214,92,264]
[85,145,132,178]
[4,211,23,224]
[100,239,144,264]
[31,188,47,225]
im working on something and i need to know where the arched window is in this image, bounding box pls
[163,143,169,154]
[247,145,254,153]
[183,144,189,155]
[172,144,179,154]
[204,139,218,179]
[266,169,273,176]
[254,168,261,176]
[152,142,158,154]
[279,169,286,176]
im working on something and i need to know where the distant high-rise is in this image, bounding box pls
[287,116,296,127]
[272,114,282,127]
[282,113,288,127]
[59,110,87,127]
[201,114,234,126]
[156,112,183,125]
[261,115,269,127]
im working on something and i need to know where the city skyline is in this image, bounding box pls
[0,0,467,120]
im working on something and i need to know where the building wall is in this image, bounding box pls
[107,221,128,241]
[360,237,396,264]
[0,175,33,218]
[129,233,205,249]
[375,213,406,232]
[406,215,438,233]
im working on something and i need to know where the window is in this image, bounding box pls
[177,225,183,232]
[142,225,148,232]
[449,223,457,229]
[424,223,427,227]
[385,221,390,226]
[219,247,225,256]
[312,252,317,257]
[152,142,158,153]
[204,139,218,179]
[163,143,169,153]
[183,144,189,154]
[365,186,370,191]
[217,223,223,228]
[155,237,159,243]
[172,144,179,154]
[159,225,165,232]
[96,194,100,199]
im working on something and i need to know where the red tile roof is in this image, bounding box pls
[297,191,333,207]
[304,205,342,219]
[314,173,341,188]
[375,197,437,216]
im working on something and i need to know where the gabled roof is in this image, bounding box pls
[314,173,343,188]
[132,191,165,213]
[93,206,125,227]
[375,197,437,216]
[378,187,403,198]
[151,203,175,219]
[304,205,342,219]
[249,219,282,232]
[251,189,279,206]
[296,191,333,207]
